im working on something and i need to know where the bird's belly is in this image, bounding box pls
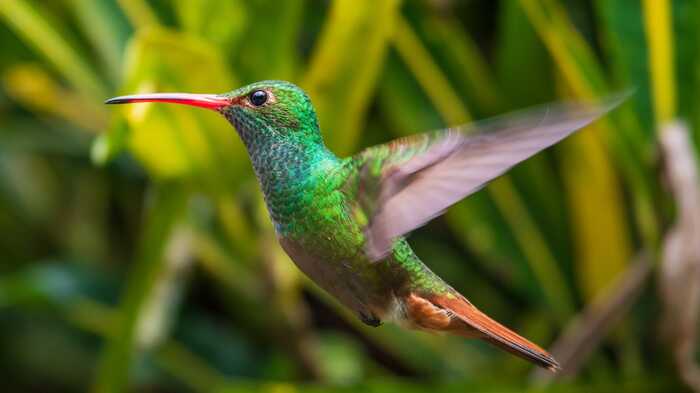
[278,236,389,322]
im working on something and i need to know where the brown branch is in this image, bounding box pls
[658,121,700,392]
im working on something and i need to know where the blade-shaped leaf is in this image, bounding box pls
[92,183,189,393]
[520,0,634,301]
[3,63,107,132]
[233,1,304,81]
[174,0,248,58]
[302,0,401,155]
[642,0,676,128]
[67,0,131,84]
[0,0,107,98]
[105,27,245,191]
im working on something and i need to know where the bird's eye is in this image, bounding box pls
[249,90,268,107]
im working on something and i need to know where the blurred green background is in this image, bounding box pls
[0,0,697,392]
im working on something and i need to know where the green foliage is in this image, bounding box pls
[0,0,693,392]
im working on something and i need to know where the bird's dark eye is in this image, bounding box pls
[249,90,268,107]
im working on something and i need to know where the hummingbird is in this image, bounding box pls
[106,80,625,371]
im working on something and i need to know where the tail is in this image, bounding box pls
[420,293,560,371]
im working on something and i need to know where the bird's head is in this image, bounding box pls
[106,80,323,151]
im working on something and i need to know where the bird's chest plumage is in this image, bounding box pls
[269,175,366,272]
[260,165,389,316]
[252,151,407,323]
[274,192,388,317]
[258,156,360,251]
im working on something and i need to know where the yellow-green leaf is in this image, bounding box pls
[303,0,401,155]
[113,28,246,190]
[0,0,107,98]
[520,0,632,300]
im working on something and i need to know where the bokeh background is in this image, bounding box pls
[0,0,698,392]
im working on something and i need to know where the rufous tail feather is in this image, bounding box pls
[430,294,560,371]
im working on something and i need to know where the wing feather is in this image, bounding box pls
[350,93,629,260]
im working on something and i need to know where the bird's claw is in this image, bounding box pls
[359,312,382,327]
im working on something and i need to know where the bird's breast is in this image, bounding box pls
[261,166,362,251]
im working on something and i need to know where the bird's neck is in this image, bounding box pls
[244,135,340,227]
[245,133,336,177]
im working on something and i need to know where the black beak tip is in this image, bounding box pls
[105,97,125,105]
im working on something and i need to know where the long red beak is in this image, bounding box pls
[104,93,231,111]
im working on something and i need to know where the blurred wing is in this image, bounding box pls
[351,93,628,260]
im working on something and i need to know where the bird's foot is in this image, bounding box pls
[359,312,382,327]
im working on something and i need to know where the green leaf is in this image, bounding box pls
[109,27,246,191]
[592,0,662,247]
[233,1,304,81]
[174,0,248,58]
[115,0,159,29]
[672,0,700,131]
[302,0,401,155]
[595,1,653,132]
[392,15,471,125]
[496,0,553,108]
[0,262,230,391]
[642,0,676,127]
[0,0,108,98]
[92,183,189,393]
[67,0,131,84]
[0,263,91,308]
[3,63,107,132]
[415,14,504,115]
[520,0,634,301]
